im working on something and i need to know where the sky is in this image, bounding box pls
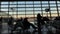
[0,1,60,15]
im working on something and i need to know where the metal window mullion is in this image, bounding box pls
[0,1,2,34]
[48,1,51,19]
[33,1,35,25]
[33,1,35,17]
[25,1,26,17]
[41,1,43,17]
[16,1,18,18]
[48,1,52,32]
[56,1,59,17]
[0,1,1,16]
[8,1,10,34]
[8,2,10,17]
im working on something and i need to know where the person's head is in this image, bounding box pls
[37,13,42,18]
[20,17,23,19]
[37,13,41,16]
[20,17,23,21]
[0,17,2,18]
[24,17,28,21]
[0,17,2,19]
[9,16,13,20]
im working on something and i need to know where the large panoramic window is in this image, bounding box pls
[0,1,60,18]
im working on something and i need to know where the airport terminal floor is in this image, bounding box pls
[0,21,57,34]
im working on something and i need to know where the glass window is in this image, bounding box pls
[1,5,8,7]
[1,7,8,9]
[43,11,46,13]
[35,11,41,14]
[34,1,40,5]
[34,5,41,7]
[26,5,33,7]
[42,8,46,10]
[18,1,25,5]
[59,11,60,13]
[26,1,33,5]
[1,1,60,18]
[51,11,58,17]
[1,9,8,11]
[6,12,16,14]
[18,8,25,10]
[50,5,56,6]
[57,3,60,6]
[9,8,17,12]
[50,6,56,8]
[1,2,8,4]
[26,10,33,12]
[26,12,33,14]
[34,8,41,10]
[18,10,25,12]
[49,1,56,3]
[26,15,34,17]
[58,8,60,10]
[57,1,60,3]
[42,3,48,5]
[18,15,25,18]
[34,1,40,3]
[18,12,25,14]
[50,3,56,5]
[42,5,48,6]
[42,1,48,3]
[50,8,57,10]
[43,11,47,16]
[26,8,33,10]
[18,5,25,7]
[51,11,57,13]
[10,2,17,4]
[9,5,17,7]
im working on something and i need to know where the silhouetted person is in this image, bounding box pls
[53,16,60,34]
[53,16,60,29]
[47,30,54,34]
[8,17,14,27]
[11,17,24,34]
[42,17,50,24]
[54,16,60,20]
[37,13,42,34]
[0,17,2,34]
[41,18,45,25]
[22,18,36,30]
[11,17,36,34]
[13,17,23,31]
[12,18,25,34]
